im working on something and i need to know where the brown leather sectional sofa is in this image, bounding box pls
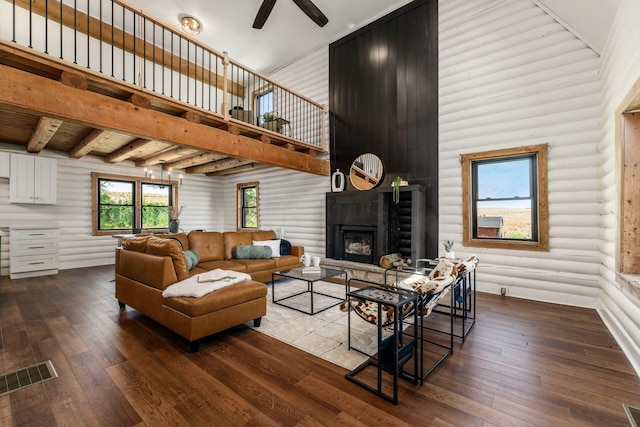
[115,229,303,350]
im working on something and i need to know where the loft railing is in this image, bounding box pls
[1,0,326,149]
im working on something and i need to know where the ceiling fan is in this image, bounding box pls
[253,0,329,29]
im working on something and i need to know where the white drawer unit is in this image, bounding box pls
[10,228,60,279]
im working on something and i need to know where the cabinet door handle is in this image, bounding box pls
[29,246,46,249]
[28,233,46,236]
[28,261,45,265]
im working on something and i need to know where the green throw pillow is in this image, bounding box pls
[184,250,200,270]
[234,245,272,259]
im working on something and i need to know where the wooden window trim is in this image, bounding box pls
[236,181,259,231]
[461,144,549,251]
[614,73,640,291]
[91,172,178,236]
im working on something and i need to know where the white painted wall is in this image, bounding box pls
[594,0,640,375]
[439,0,602,306]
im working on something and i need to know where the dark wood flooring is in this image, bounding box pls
[1,265,639,426]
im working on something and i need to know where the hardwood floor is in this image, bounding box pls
[1,265,639,426]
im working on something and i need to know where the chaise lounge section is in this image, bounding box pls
[115,229,303,350]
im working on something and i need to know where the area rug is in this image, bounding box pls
[249,279,390,371]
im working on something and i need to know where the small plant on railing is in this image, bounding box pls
[262,112,280,122]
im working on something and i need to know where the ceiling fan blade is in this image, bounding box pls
[292,0,329,27]
[253,0,277,29]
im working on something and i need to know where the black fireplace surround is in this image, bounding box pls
[326,184,431,265]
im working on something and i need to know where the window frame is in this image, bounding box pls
[237,181,259,231]
[253,84,274,123]
[91,172,178,236]
[461,144,549,251]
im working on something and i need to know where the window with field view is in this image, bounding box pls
[237,182,259,230]
[462,145,549,251]
[92,173,177,235]
[141,183,170,229]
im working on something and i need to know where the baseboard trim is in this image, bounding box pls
[597,306,640,377]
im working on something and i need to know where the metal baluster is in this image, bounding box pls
[99,0,102,73]
[110,0,113,76]
[44,0,48,53]
[87,0,90,68]
[133,11,136,85]
[73,0,77,63]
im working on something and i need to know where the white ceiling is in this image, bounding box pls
[125,0,619,74]
[535,0,620,54]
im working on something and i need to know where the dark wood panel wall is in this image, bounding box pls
[328,0,439,258]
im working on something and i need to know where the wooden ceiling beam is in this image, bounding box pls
[105,138,154,163]
[12,0,245,97]
[26,116,63,153]
[69,129,117,158]
[0,64,330,175]
[135,147,199,167]
[188,158,252,174]
[207,163,269,176]
[166,152,227,170]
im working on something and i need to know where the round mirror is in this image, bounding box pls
[349,153,384,190]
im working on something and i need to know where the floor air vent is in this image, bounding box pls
[0,360,58,395]
[624,404,640,427]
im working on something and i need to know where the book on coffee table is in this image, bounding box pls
[301,266,321,275]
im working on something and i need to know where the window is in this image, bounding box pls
[141,183,171,229]
[255,87,273,123]
[461,144,548,251]
[92,172,177,236]
[237,182,259,230]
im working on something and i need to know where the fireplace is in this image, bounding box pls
[340,227,376,264]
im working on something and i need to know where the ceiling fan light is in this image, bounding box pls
[180,16,202,35]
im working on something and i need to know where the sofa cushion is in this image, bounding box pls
[274,255,302,268]
[163,280,267,317]
[232,259,277,273]
[145,237,190,282]
[252,239,281,257]
[196,260,248,273]
[162,233,189,251]
[251,230,277,241]
[121,235,151,252]
[188,231,225,262]
[234,245,272,259]
[223,231,253,260]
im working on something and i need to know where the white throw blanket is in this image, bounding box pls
[162,269,251,298]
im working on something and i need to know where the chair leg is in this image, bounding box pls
[253,317,262,327]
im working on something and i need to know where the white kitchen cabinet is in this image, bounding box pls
[9,153,57,204]
[0,152,9,178]
[10,228,60,279]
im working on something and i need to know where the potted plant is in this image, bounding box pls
[443,239,455,259]
[261,111,281,132]
[392,176,402,204]
[169,205,184,233]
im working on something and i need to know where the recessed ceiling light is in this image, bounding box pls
[180,15,202,35]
